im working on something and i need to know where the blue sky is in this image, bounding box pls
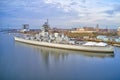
[0,0,120,29]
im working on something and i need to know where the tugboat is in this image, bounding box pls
[14,20,114,53]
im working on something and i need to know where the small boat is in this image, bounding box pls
[113,44,120,47]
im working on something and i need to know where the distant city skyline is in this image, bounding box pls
[0,0,120,29]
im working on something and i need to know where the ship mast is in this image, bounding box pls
[42,19,50,32]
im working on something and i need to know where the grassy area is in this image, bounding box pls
[66,32,97,38]
[66,32,118,38]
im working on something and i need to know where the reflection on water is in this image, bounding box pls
[15,41,114,70]
[14,42,115,74]
[1,34,120,80]
[15,41,114,59]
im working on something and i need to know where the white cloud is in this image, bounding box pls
[44,0,120,24]
[0,0,120,28]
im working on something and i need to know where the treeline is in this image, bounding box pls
[66,32,118,38]
[66,32,97,38]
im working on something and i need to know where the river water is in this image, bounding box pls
[0,33,120,80]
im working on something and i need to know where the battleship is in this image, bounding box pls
[14,20,114,53]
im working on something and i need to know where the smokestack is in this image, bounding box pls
[47,19,48,24]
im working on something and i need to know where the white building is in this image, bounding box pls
[117,27,120,31]
[20,24,30,32]
[117,27,120,36]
